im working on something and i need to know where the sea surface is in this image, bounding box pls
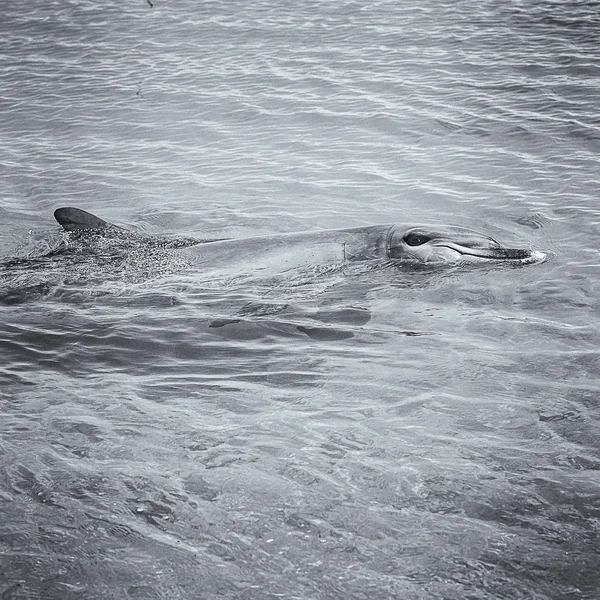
[1,1,599,598]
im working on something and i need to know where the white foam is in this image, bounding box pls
[521,251,547,264]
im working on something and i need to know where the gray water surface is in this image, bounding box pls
[1,1,599,599]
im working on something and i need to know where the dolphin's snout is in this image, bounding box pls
[492,248,534,260]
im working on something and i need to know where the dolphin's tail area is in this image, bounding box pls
[54,207,117,232]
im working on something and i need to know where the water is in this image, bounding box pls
[1,0,599,598]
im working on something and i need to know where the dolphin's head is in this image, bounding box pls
[387,226,546,265]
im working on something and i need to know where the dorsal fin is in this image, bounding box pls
[54,207,118,232]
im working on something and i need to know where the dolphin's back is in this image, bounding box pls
[181,225,393,274]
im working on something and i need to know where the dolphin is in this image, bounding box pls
[53,207,546,274]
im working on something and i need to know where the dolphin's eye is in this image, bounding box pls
[403,232,430,246]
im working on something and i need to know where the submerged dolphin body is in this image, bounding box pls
[53,207,546,274]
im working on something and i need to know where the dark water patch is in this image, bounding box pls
[514,212,553,230]
[209,300,289,327]
[297,324,355,341]
[5,464,61,507]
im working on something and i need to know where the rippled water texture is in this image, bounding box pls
[1,1,599,598]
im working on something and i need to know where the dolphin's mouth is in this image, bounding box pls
[440,244,546,264]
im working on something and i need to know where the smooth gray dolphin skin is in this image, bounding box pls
[53,207,546,272]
